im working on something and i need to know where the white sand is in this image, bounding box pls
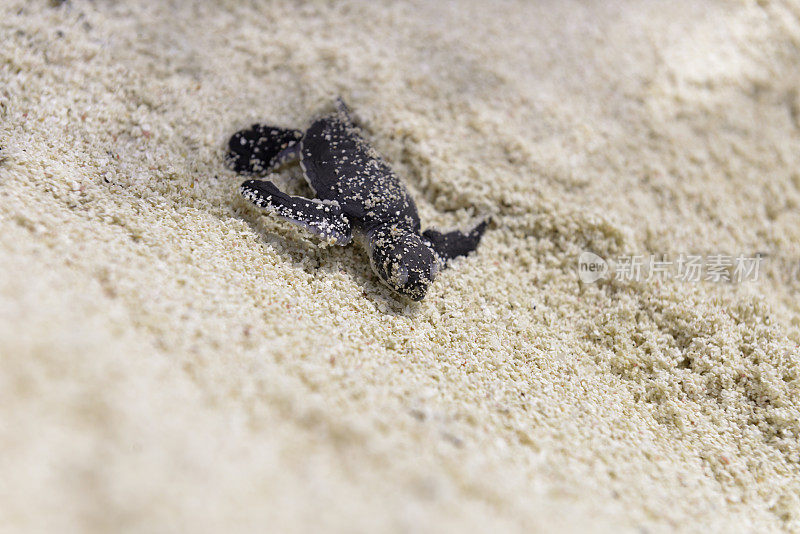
[2,1,800,532]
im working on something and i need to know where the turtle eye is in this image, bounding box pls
[429,259,440,280]
[393,263,409,287]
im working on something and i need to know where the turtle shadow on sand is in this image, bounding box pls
[238,198,417,317]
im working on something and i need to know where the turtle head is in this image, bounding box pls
[367,225,440,301]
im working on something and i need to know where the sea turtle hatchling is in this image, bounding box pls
[228,100,487,301]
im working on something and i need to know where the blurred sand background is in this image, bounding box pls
[2,0,800,532]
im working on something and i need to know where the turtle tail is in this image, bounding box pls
[335,96,353,118]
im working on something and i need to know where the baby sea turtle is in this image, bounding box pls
[228,100,487,301]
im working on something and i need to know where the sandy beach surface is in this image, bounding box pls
[2,1,800,532]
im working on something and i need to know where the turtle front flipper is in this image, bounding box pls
[241,179,352,245]
[422,220,488,263]
[228,124,303,174]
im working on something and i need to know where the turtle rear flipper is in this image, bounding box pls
[422,220,488,263]
[241,179,352,245]
[228,125,303,174]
